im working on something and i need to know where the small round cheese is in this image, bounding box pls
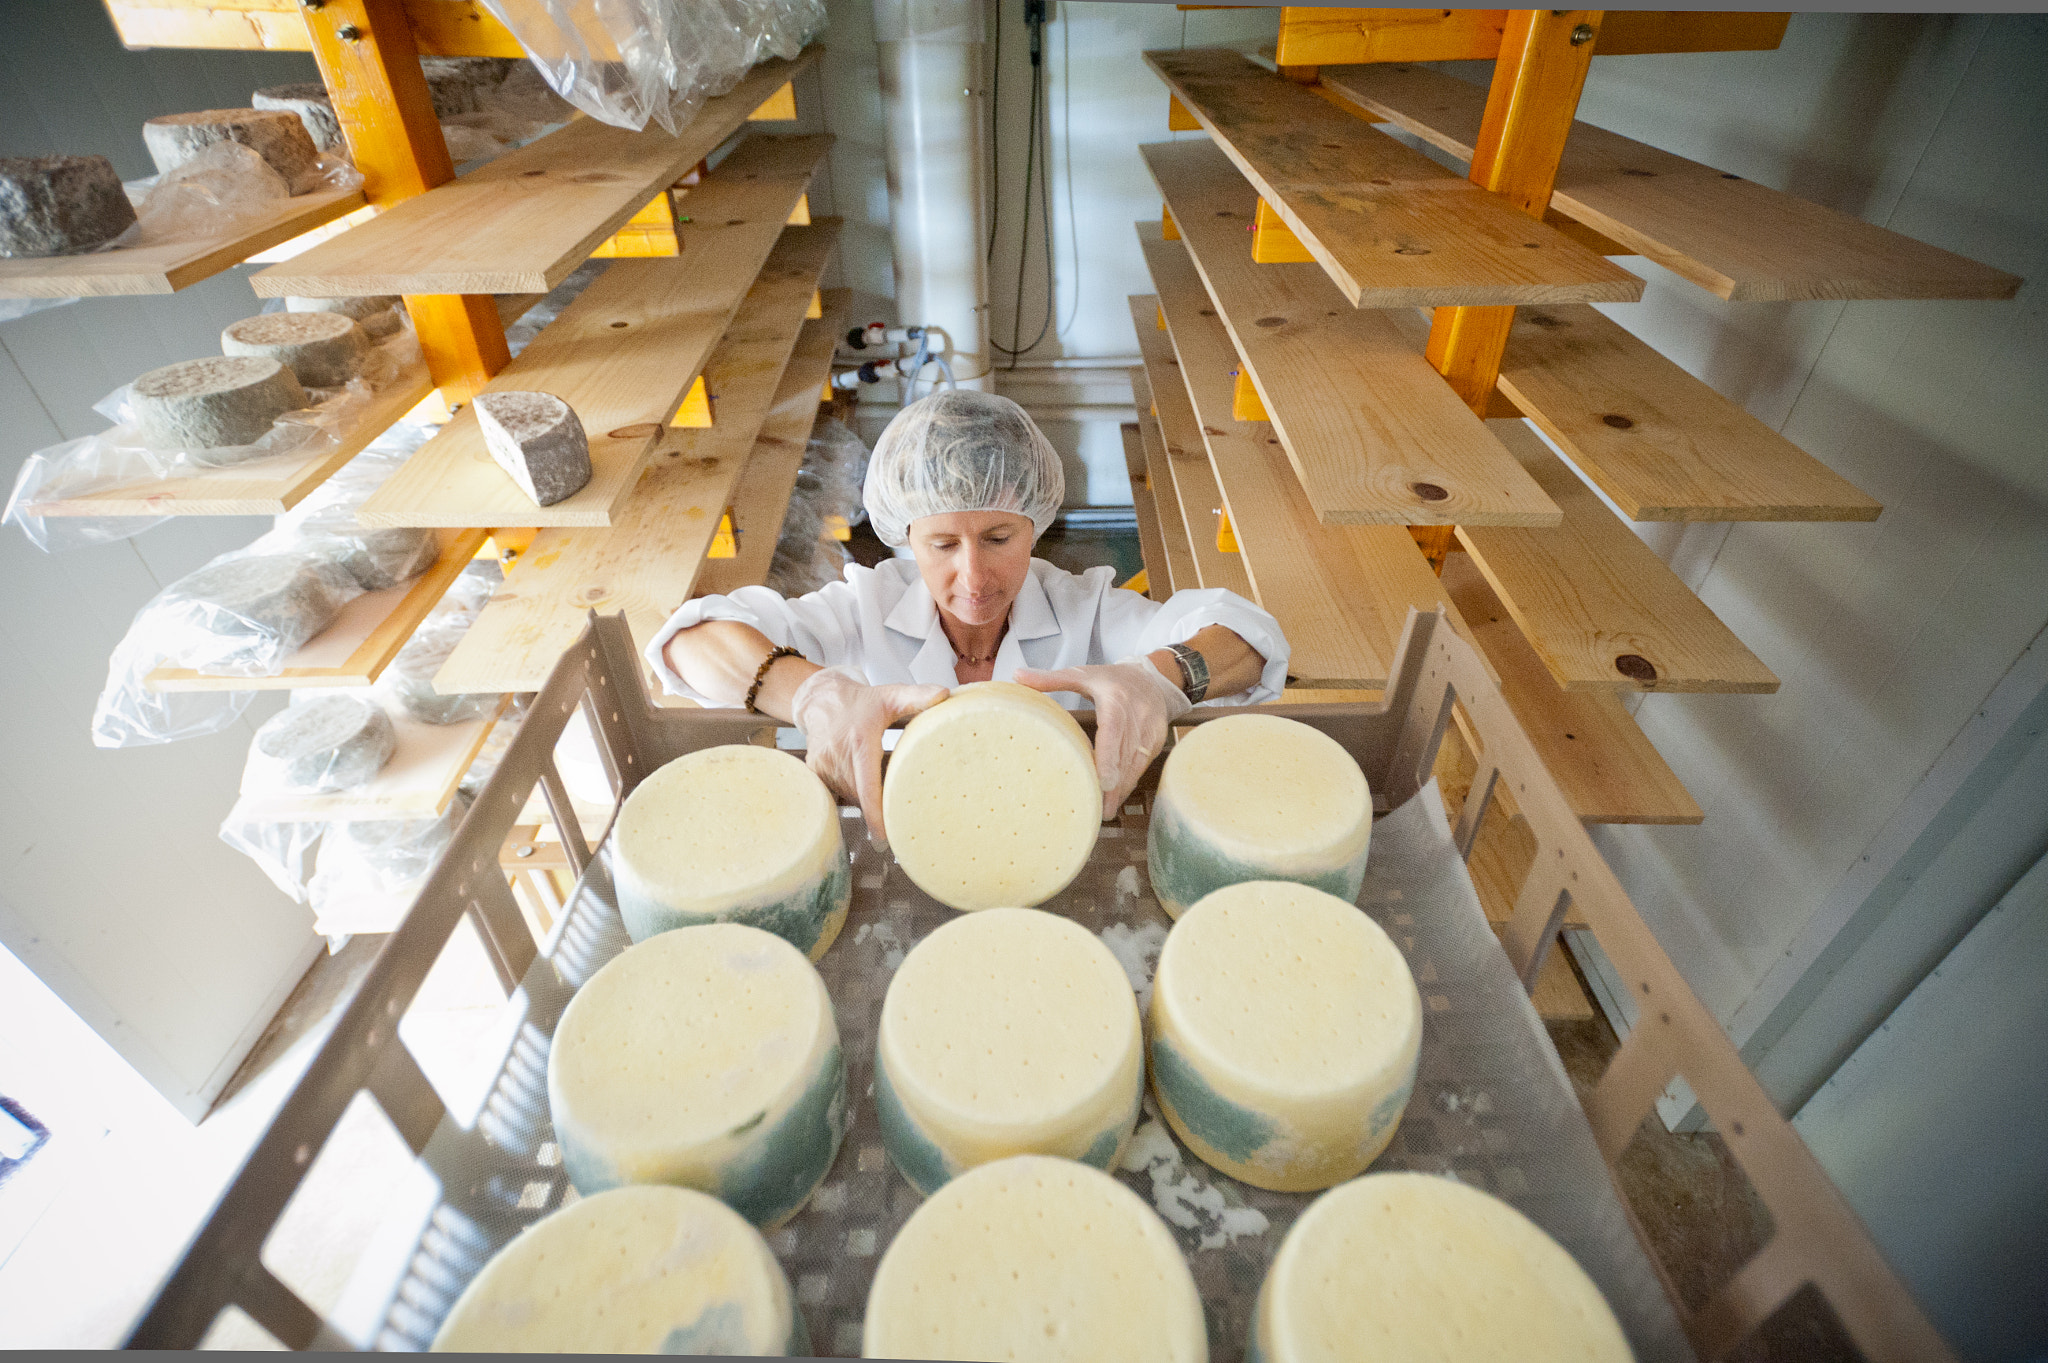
[611,745,849,959]
[881,681,1100,911]
[1250,1173,1631,1363]
[547,923,846,1228]
[863,1155,1206,1362]
[1148,713,1371,919]
[222,311,369,388]
[875,908,1143,1193]
[1149,881,1420,1192]
[430,1185,808,1354]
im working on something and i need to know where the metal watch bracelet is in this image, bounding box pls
[1164,641,1209,704]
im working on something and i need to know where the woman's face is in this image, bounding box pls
[909,511,1036,628]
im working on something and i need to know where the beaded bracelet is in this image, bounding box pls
[744,645,804,714]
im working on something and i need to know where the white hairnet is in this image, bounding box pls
[862,390,1064,547]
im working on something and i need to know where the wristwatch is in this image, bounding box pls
[1163,641,1210,704]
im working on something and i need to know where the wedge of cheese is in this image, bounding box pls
[611,744,849,959]
[1250,1173,1631,1363]
[431,1185,808,1354]
[881,681,1100,911]
[863,1155,1206,1362]
[875,908,1143,1193]
[1150,881,1420,1192]
[547,923,846,1228]
[1148,714,1371,919]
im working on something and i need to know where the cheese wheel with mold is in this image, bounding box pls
[1248,1172,1631,1363]
[863,1155,1206,1363]
[252,84,342,152]
[254,694,397,792]
[875,907,1143,1193]
[430,1185,809,1354]
[880,681,1100,911]
[547,923,847,1229]
[131,356,307,453]
[0,154,137,258]
[222,311,368,388]
[286,292,403,339]
[611,744,850,959]
[1148,713,1370,920]
[1149,880,1420,1192]
[472,390,592,507]
[142,108,319,187]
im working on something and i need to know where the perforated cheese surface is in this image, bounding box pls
[1253,1173,1631,1363]
[881,682,1100,911]
[431,1185,803,1354]
[862,1155,1206,1362]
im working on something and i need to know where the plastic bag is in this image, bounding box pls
[220,812,325,902]
[439,58,576,165]
[374,561,506,725]
[251,693,399,793]
[765,417,866,595]
[306,797,468,938]
[130,142,363,244]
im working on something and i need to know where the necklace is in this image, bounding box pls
[954,646,999,665]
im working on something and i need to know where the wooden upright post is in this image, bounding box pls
[303,0,510,405]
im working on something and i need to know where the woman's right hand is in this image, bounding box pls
[789,667,948,850]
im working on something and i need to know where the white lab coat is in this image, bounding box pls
[645,557,1291,708]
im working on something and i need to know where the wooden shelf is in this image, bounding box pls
[1457,420,1779,694]
[356,140,832,530]
[1126,338,1253,602]
[1274,11,1792,66]
[22,364,434,519]
[1319,62,2022,303]
[250,48,820,299]
[145,526,489,691]
[225,693,510,823]
[1442,553,1701,825]
[1122,425,1175,602]
[1141,138,1560,528]
[432,229,840,695]
[0,188,366,299]
[1137,229,1463,691]
[1143,48,1643,309]
[1126,384,1200,598]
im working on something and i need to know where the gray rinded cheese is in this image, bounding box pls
[1251,1173,1631,1363]
[255,695,398,792]
[0,155,137,258]
[141,108,320,188]
[221,311,368,388]
[161,554,358,668]
[431,1186,808,1354]
[251,83,342,152]
[286,293,403,339]
[130,356,308,453]
[471,390,592,507]
[316,524,439,591]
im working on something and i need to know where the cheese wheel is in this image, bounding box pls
[875,908,1143,1193]
[1249,1173,1631,1363]
[1148,714,1371,920]
[1149,881,1420,1192]
[863,1155,1206,1362]
[547,923,846,1228]
[430,1185,808,1354]
[611,745,849,959]
[881,681,1100,911]
[222,311,368,388]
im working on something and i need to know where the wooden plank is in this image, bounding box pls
[103,0,525,55]
[1144,48,1643,309]
[432,225,839,695]
[1127,374,1201,598]
[695,291,853,595]
[251,50,821,298]
[1442,553,1701,825]
[22,363,434,518]
[226,693,510,822]
[356,142,831,529]
[1138,235,1461,691]
[145,526,488,690]
[1274,9,1788,66]
[1457,420,1779,694]
[1123,426,1174,601]
[1126,313,1255,602]
[0,188,364,299]
[1141,138,1559,528]
[1320,62,2023,303]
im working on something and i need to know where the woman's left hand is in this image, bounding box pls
[1014,659,1192,820]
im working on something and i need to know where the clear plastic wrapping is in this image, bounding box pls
[131,141,362,241]
[306,797,469,939]
[374,560,505,725]
[251,693,400,793]
[220,810,325,902]
[766,416,866,595]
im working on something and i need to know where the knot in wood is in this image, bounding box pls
[1614,654,1659,683]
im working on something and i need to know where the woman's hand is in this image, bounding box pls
[1014,658,1192,820]
[790,667,948,849]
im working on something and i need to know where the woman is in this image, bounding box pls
[648,390,1289,846]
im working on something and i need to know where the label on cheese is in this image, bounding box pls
[881,681,1100,911]
[875,907,1143,1193]
[1150,881,1420,1192]
[612,744,850,959]
[1249,1172,1631,1363]
[863,1155,1207,1362]
[431,1185,807,1354]
[1148,714,1371,919]
[547,923,846,1228]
